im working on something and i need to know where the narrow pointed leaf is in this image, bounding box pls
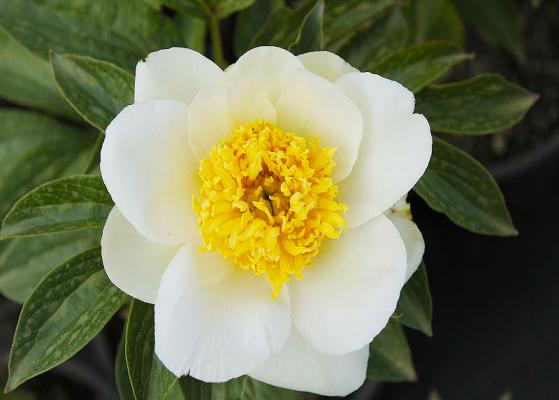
[323,0,396,51]
[371,41,472,93]
[1,175,113,239]
[234,0,284,56]
[51,53,134,131]
[215,0,257,18]
[414,137,517,236]
[125,299,179,400]
[367,320,416,382]
[394,262,433,336]
[116,334,135,400]
[339,7,408,71]
[290,0,324,54]
[0,229,101,303]
[5,248,126,392]
[415,74,538,134]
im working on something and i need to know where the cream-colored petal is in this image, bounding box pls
[297,51,357,82]
[249,330,368,397]
[386,197,425,281]
[221,46,304,102]
[154,243,291,382]
[336,72,432,228]
[101,207,179,303]
[100,100,198,245]
[275,69,363,182]
[135,47,223,104]
[289,214,407,355]
[187,79,276,160]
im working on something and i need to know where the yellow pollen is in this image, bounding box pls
[193,120,347,298]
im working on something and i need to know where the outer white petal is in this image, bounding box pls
[336,72,432,228]
[100,100,198,246]
[386,198,425,281]
[222,46,304,101]
[135,47,223,104]
[297,51,358,82]
[101,207,179,303]
[275,69,363,182]
[187,79,276,160]
[289,214,407,355]
[249,330,369,397]
[154,243,291,382]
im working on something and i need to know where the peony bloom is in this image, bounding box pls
[100,46,431,396]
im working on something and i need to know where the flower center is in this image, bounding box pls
[193,120,347,297]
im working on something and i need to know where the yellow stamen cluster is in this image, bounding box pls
[193,120,347,297]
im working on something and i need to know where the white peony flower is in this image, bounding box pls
[100,46,431,396]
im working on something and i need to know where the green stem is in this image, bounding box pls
[209,14,226,69]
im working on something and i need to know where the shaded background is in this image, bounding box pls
[380,1,559,398]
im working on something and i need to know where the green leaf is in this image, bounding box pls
[394,262,432,336]
[116,333,135,400]
[0,108,96,221]
[290,0,324,54]
[0,0,206,70]
[339,7,408,71]
[371,41,472,93]
[239,377,299,400]
[179,376,241,400]
[0,28,77,120]
[1,175,113,239]
[215,0,257,18]
[0,389,36,400]
[454,0,524,61]
[126,299,179,400]
[248,1,318,51]
[161,0,210,19]
[406,0,464,46]
[0,1,141,70]
[164,0,255,19]
[233,0,284,56]
[415,74,538,134]
[323,0,396,51]
[0,229,101,304]
[179,376,298,400]
[51,53,134,131]
[367,320,416,382]
[5,248,127,391]
[414,137,517,236]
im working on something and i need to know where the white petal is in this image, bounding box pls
[154,243,291,382]
[297,51,357,82]
[289,214,407,355]
[187,79,276,160]
[222,46,304,102]
[249,330,368,397]
[101,207,179,303]
[386,198,425,281]
[275,69,363,182]
[135,47,223,104]
[336,72,432,228]
[100,100,199,245]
